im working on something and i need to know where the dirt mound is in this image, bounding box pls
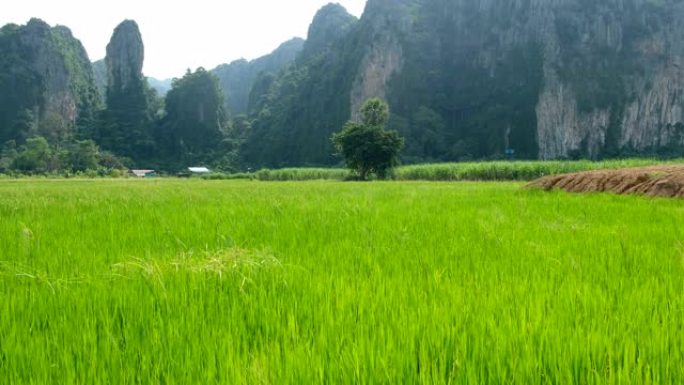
[527,165,684,198]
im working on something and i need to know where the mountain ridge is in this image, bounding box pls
[243,0,684,166]
[2,1,684,172]
[211,37,305,116]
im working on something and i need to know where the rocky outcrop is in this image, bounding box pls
[0,18,100,143]
[531,0,684,158]
[301,3,357,58]
[105,20,144,93]
[245,0,684,167]
[376,0,684,159]
[619,62,684,151]
[99,20,152,158]
[349,38,403,121]
[350,0,416,120]
[242,3,361,167]
[535,81,611,159]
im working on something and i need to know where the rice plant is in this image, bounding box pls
[1,179,683,383]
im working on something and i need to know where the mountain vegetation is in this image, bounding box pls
[156,68,230,169]
[242,3,360,168]
[0,19,101,146]
[91,59,106,97]
[0,19,117,174]
[94,20,156,161]
[1,0,683,175]
[243,0,684,166]
[211,38,304,117]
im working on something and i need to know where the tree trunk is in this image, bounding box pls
[359,167,369,181]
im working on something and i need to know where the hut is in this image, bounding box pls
[131,169,157,178]
[188,167,211,174]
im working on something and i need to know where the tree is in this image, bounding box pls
[360,98,390,126]
[69,140,99,171]
[332,98,404,180]
[0,140,18,173]
[99,77,155,160]
[38,112,69,144]
[159,68,227,167]
[13,136,52,173]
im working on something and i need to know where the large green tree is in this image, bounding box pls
[12,136,52,173]
[69,140,99,172]
[158,68,227,168]
[332,98,404,180]
[98,75,155,161]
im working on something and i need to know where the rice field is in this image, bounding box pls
[1,179,684,384]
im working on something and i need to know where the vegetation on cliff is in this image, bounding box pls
[2,0,684,174]
[0,19,101,146]
[156,68,230,169]
[211,38,304,117]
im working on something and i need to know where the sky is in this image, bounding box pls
[1,0,368,79]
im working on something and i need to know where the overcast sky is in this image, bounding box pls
[1,0,368,79]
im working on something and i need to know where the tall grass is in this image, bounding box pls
[1,180,684,383]
[254,167,350,181]
[246,159,683,182]
[4,159,681,182]
[395,158,683,181]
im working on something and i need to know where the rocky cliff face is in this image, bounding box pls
[99,20,153,159]
[529,0,684,158]
[352,0,684,159]
[391,0,684,159]
[105,20,144,93]
[212,37,304,116]
[0,18,100,143]
[95,60,174,98]
[245,0,684,166]
[349,0,413,121]
[301,3,357,58]
[242,4,361,167]
[213,3,355,118]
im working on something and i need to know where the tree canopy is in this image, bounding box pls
[332,98,404,180]
[157,68,228,169]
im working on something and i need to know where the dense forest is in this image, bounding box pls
[0,19,235,174]
[1,0,684,174]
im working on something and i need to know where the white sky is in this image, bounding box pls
[1,0,368,79]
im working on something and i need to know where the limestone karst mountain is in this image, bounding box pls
[0,18,100,144]
[243,0,684,167]
[2,1,684,170]
[243,3,361,167]
[97,19,155,159]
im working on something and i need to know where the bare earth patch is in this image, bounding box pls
[527,165,684,198]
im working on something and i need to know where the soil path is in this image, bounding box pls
[527,165,684,198]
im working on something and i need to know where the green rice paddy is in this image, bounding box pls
[1,179,683,383]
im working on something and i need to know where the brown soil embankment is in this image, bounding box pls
[527,165,684,198]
